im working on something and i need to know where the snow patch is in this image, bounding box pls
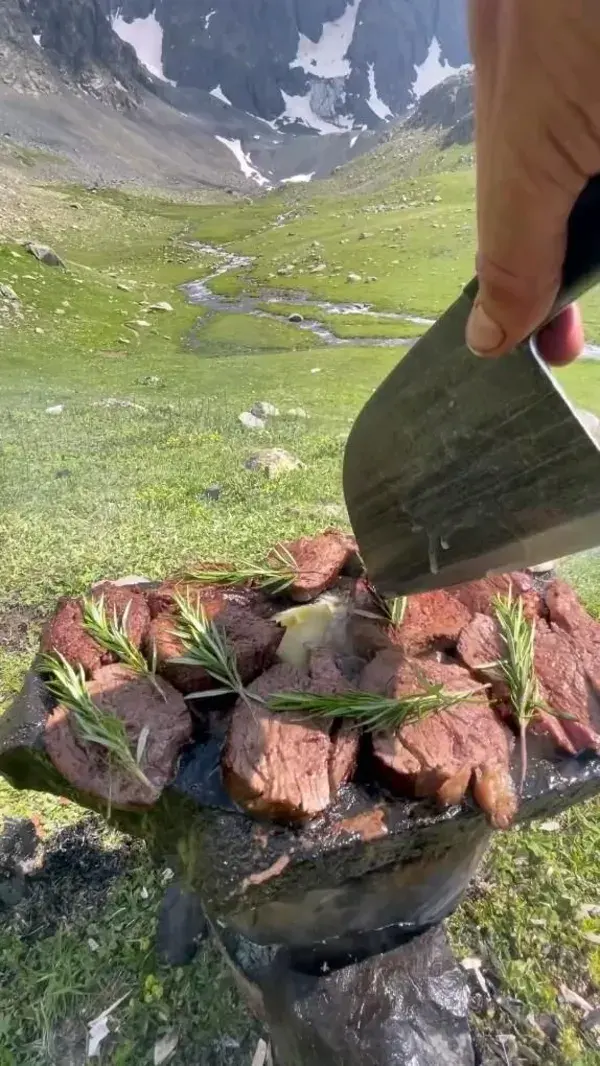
[290,0,362,79]
[112,9,175,84]
[281,172,315,184]
[210,84,232,106]
[214,136,270,187]
[366,63,392,120]
[279,89,352,135]
[32,32,41,47]
[204,9,216,30]
[413,37,466,98]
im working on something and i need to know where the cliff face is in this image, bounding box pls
[0,0,472,192]
[106,0,470,130]
[0,0,469,127]
[0,0,150,107]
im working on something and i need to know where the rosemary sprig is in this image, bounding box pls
[267,682,485,733]
[492,591,547,791]
[185,544,297,596]
[386,595,408,627]
[81,595,164,699]
[40,652,153,790]
[355,584,408,627]
[171,593,255,705]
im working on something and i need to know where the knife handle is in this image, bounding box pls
[558,173,600,312]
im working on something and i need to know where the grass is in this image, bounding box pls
[2,134,600,1063]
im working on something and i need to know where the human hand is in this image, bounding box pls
[466,0,600,364]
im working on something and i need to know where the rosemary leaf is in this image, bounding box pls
[268,683,485,733]
[81,595,164,699]
[185,544,297,596]
[40,652,153,789]
[492,590,547,790]
[367,584,408,627]
[171,594,249,702]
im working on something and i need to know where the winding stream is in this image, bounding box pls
[184,243,432,349]
[185,243,600,358]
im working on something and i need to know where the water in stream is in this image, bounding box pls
[184,242,600,358]
[184,243,429,349]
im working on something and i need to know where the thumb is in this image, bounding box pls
[466,170,584,358]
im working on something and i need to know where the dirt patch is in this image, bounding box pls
[0,602,47,654]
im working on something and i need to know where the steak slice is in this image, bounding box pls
[546,579,600,688]
[278,530,356,602]
[147,592,283,696]
[222,655,359,822]
[147,570,241,619]
[361,650,516,828]
[458,612,600,756]
[451,572,541,621]
[349,580,472,661]
[44,665,192,809]
[41,583,150,678]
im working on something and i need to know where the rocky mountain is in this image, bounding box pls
[406,68,473,147]
[0,0,471,191]
[104,0,470,132]
[2,0,470,129]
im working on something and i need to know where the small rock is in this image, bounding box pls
[45,404,64,415]
[347,273,362,283]
[310,367,322,374]
[358,232,374,240]
[251,401,279,418]
[366,276,378,282]
[433,195,442,202]
[148,301,173,313]
[288,313,304,323]
[55,469,71,479]
[287,407,308,418]
[310,263,326,273]
[238,411,265,430]
[54,308,66,315]
[137,375,163,387]
[245,448,304,478]
[133,319,150,328]
[25,242,64,268]
[203,484,222,501]
[117,282,134,292]
[0,283,19,302]
[34,327,44,335]
[538,820,561,832]
[277,265,294,276]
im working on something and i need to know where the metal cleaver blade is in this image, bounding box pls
[343,175,600,598]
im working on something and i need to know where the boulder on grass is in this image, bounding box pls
[245,449,304,479]
[26,242,64,268]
